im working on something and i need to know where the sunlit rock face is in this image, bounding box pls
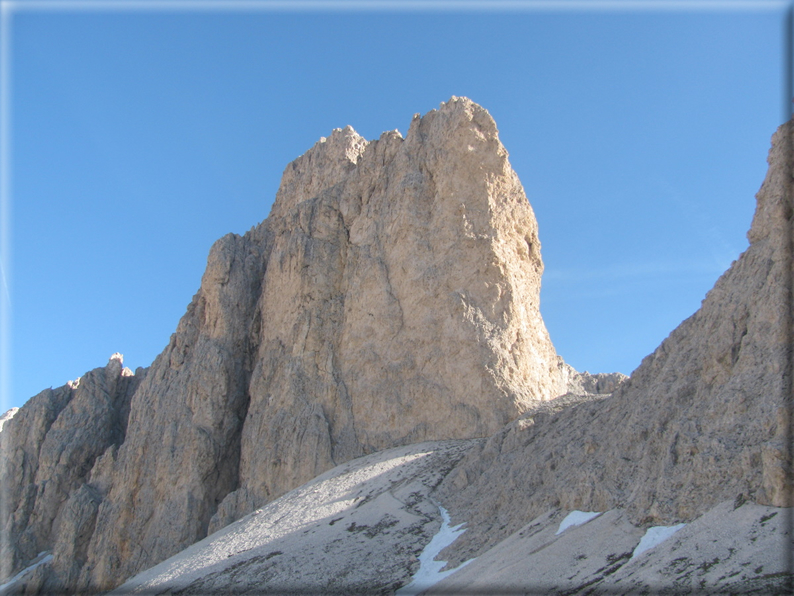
[224,97,569,527]
[433,118,793,567]
[1,97,576,593]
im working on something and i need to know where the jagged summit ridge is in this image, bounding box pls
[0,354,146,589]
[270,123,368,219]
[1,97,588,593]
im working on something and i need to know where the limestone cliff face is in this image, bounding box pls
[1,97,571,592]
[435,119,793,566]
[221,98,567,527]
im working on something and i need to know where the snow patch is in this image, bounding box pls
[396,503,473,595]
[0,553,52,594]
[0,407,19,433]
[555,510,602,535]
[631,523,686,559]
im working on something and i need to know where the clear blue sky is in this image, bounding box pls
[3,1,790,411]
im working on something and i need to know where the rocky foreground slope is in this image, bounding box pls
[108,440,790,595]
[0,98,633,594]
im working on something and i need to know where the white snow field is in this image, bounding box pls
[395,502,473,595]
[555,510,603,535]
[630,523,686,559]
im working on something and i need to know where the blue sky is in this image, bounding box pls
[3,1,790,411]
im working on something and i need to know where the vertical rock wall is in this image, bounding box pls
[227,98,566,525]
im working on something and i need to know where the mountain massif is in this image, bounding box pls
[0,97,790,595]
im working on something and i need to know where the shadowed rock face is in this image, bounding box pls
[0,355,144,588]
[1,97,573,593]
[434,119,793,568]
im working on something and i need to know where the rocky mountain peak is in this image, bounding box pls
[433,116,793,569]
[0,407,18,433]
[271,124,368,219]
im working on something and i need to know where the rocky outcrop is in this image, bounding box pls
[0,355,144,589]
[434,118,793,567]
[1,98,576,593]
[560,364,627,396]
[219,98,568,530]
[80,230,266,590]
